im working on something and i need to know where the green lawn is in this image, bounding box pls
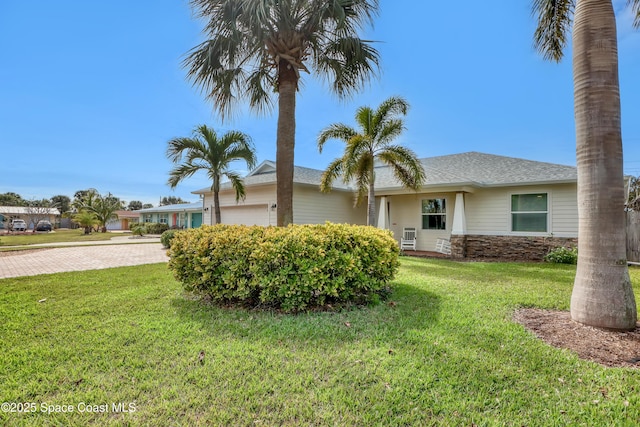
[0,230,122,247]
[1,258,639,426]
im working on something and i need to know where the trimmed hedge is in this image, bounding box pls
[167,223,400,312]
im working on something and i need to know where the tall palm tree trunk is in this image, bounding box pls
[367,163,376,226]
[213,190,221,224]
[570,0,637,330]
[276,61,297,226]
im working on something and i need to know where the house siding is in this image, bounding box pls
[293,186,366,225]
[464,184,578,237]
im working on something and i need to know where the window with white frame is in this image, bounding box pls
[159,213,169,224]
[511,193,548,232]
[143,214,152,223]
[422,199,446,230]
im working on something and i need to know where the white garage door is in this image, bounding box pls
[220,204,270,226]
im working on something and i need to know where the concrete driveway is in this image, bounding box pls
[0,242,169,279]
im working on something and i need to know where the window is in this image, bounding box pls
[143,214,152,222]
[422,199,446,230]
[511,193,547,232]
[159,214,169,224]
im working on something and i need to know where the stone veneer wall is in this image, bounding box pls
[450,234,578,261]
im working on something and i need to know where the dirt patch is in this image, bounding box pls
[0,248,53,257]
[514,308,640,368]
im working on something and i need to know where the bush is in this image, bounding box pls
[130,223,146,237]
[168,223,400,312]
[160,229,181,249]
[544,246,578,264]
[131,222,170,235]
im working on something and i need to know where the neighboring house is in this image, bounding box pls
[137,202,203,229]
[194,152,580,260]
[106,210,141,231]
[0,206,61,230]
[193,160,366,227]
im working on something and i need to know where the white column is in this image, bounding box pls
[377,196,388,229]
[451,192,466,235]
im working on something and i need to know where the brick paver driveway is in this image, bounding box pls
[0,243,169,279]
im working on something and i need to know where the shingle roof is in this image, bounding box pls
[192,152,577,194]
[374,152,577,189]
[193,160,350,194]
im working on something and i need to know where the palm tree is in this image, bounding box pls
[183,0,380,226]
[533,0,640,330]
[166,124,257,224]
[74,189,124,233]
[317,96,425,226]
[72,210,99,235]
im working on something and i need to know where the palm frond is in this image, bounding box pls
[630,0,640,28]
[314,36,380,98]
[532,0,574,62]
[224,170,247,201]
[167,163,202,189]
[375,119,405,148]
[320,157,345,193]
[352,152,374,206]
[317,123,358,152]
[377,145,426,191]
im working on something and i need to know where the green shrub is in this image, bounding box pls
[130,223,146,237]
[147,223,169,235]
[167,223,400,312]
[160,229,181,248]
[132,222,170,235]
[544,246,578,264]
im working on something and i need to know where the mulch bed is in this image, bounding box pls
[514,308,640,368]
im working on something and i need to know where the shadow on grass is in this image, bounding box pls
[169,281,442,346]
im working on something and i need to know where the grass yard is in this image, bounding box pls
[1,258,639,426]
[0,230,119,247]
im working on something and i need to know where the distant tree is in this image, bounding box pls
[73,190,91,203]
[72,210,99,235]
[318,96,425,226]
[160,196,189,206]
[127,200,143,211]
[184,0,380,226]
[167,124,257,224]
[0,192,26,206]
[142,203,154,209]
[50,195,71,214]
[74,189,124,232]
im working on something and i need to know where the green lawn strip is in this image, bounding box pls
[0,259,639,426]
[0,230,121,246]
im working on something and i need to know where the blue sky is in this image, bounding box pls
[1,1,639,206]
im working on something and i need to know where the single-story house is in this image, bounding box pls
[194,152,580,260]
[0,206,61,230]
[193,160,366,227]
[106,210,141,231]
[137,202,203,229]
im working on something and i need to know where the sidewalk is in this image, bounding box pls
[0,234,161,249]
[0,238,169,279]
